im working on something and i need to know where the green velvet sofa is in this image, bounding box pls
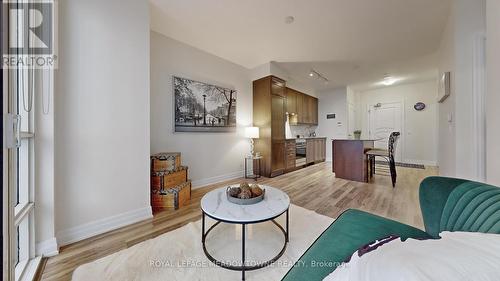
[282,176,500,281]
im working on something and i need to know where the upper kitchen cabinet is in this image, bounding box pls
[271,76,286,97]
[303,94,311,124]
[296,91,304,124]
[304,94,319,125]
[286,88,297,115]
[286,87,318,125]
[309,95,318,125]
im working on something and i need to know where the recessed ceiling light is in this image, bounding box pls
[382,78,396,86]
[380,74,399,86]
[309,72,314,77]
[285,16,295,24]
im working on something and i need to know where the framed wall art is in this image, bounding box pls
[173,76,237,132]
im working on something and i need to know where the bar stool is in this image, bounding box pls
[365,132,400,187]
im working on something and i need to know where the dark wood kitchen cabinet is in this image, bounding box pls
[254,76,321,177]
[296,91,304,124]
[285,140,296,171]
[286,88,297,115]
[253,76,287,177]
[306,139,315,164]
[271,140,286,176]
[302,94,310,124]
[306,138,327,164]
[271,94,285,141]
[304,95,318,125]
[271,77,286,98]
[315,138,326,161]
[286,87,318,125]
[311,96,319,125]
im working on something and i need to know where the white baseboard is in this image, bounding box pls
[191,170,245,189]
[56,206,152,247]
[403,159,438,166]
[36,237,59,257]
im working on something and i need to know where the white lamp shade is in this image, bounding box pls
[244,127,259,139]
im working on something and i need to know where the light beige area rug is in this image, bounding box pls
[72,205,334,281]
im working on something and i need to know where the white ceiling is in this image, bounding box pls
[276,53,439,92]
[151,0,451,91]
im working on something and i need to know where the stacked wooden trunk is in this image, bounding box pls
[150,153,192,213]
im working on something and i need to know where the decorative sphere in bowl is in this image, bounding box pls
[226,183,265,205]
[250,184,263,197]
[228,187,241,197]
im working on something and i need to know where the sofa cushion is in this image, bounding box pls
[281,209,431,281]
[419,176,468,237]
[323,231,500,281]
[440,181,500,234]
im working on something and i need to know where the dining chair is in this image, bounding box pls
[365,132,401,187]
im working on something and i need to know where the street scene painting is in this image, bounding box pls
[174,76,237,132]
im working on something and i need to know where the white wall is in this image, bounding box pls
[54,0,151,246]
[249,63,272,81]
[486,0,500,185]
[150,31,253,187]
[436,0,486,179]
[436,6,456,177]
[316,87,348,161]
[453,0,486,179]
[35,71,57,255]
[357,80,438,165]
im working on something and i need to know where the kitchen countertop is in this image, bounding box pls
[332,138,379,141]
[286,137,327,140]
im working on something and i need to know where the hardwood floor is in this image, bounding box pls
[37,162,437,281]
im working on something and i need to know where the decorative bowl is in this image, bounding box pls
[226,186,265,205]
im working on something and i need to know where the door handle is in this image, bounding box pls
[4,113,21,149]
[15,114,21,148]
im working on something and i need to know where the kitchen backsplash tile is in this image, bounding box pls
[290,124,318,138]
[285,115,317,138]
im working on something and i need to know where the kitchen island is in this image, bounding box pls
[332,139,375,182]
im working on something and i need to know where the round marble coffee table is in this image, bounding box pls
[200,185,290,281]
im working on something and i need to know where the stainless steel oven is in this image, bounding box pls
[295,139,307,166]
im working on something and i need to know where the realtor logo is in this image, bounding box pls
[2,0,57,69]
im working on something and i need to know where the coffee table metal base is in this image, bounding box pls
[201,209,289,281]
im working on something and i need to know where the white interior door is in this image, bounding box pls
[368,102,403,161]
[347,102,356,138]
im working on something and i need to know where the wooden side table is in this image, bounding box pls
[244,155,262,180]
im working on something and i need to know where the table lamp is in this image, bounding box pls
[244,127,260,157]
